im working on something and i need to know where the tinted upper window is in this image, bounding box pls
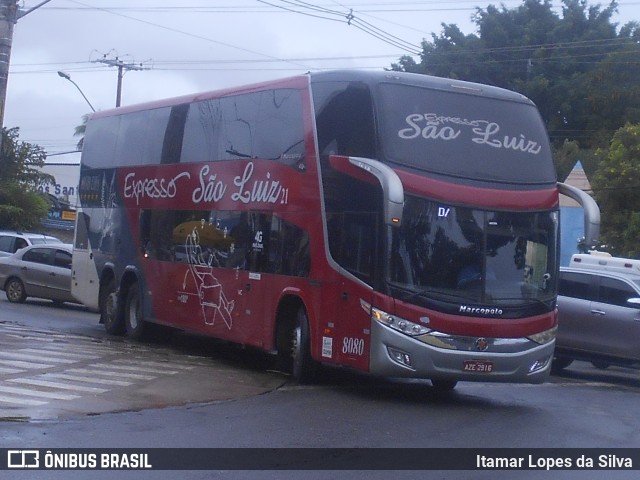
[377,83,555,187]
[83,107,172,168]
[54,250,72,269]
[313,81,376,159]
[559,271,593,301]
[22,248,52,265]
[83,89,305,168]
[0,236,15,253]
[182,89,305,164]
[598,277,639,307]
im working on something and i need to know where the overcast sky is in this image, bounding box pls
[7,0,640,165]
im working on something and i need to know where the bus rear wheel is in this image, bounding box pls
[100,279,124,335]
[125,282,146,340]
[290,307,317,384]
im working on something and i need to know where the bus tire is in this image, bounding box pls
[551,357,573,371]
[430,379,457,391]
[291,307,317,384]
[100,278,124,335]
[125,282,146,341]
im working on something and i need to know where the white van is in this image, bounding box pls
[569,252,640,276]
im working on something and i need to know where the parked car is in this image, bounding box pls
[0,243,78,305]
[0,230,63,258]
[554,263,640,370]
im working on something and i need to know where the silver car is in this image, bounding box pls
[0,231,63,258]
[0,243,78,305]
[554,266,640,370]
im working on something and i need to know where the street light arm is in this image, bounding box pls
[17,0,53,20]
[58,71,96,113]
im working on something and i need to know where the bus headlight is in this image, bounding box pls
[371,306,431,337]
[527,325,557,345]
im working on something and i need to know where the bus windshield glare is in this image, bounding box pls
[388,195,559,308]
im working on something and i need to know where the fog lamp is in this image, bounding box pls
[529,356,551,373]
[387,346,413,367]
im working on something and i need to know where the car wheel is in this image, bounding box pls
[5,277,26,303]
[100,278,125,335]
[125,282,146,340]
[291,307,317,384]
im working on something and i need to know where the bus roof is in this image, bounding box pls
[309,70,533,104]
[88,70,534,120]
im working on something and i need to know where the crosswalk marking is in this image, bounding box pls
[19,348,96,360]
[0,322,211,412]
[69,367,157,380]
[7,378,109,394]
[0,366,24,374]
[0,351,78,364]
[101,363,182,375]
[0,394,48,406]
[42,373,133,387]
[111,359,197,370]
[0,359,52,369]
[0,385,80,401]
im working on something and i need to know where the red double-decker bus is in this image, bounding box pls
[71,70,599,389]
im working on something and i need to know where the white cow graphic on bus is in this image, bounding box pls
[179,222,236,329]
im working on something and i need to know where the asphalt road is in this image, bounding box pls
[1,298,640,480]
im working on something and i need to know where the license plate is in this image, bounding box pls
[463,360,494,373]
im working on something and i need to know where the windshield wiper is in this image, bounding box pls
[225,148,254,159]
[388,281,471,303]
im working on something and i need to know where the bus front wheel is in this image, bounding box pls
[125,282,146,340]
[291,307,317,384]
[430,379,457,391]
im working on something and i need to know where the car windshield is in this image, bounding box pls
[388,195,558,308]
[28,236,62,245]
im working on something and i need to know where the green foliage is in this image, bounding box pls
[592,123,640,256]
[552,140,599,181]
[0,127,54,230]
[392,0,640,150]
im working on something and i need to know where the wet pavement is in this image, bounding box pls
[0,322,287,421]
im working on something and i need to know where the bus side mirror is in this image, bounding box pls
[558,182,600,247]
[328,155,404,227]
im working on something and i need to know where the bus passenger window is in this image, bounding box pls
[314,82,376,159]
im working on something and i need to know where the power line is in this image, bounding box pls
[93,53,148,107]
[66,0,313,70]
[256,0,422,54]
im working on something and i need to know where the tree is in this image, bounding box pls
[74,113,89,151]
[591,123,640,256]
[0,127,54,230]
[392,0,640,150]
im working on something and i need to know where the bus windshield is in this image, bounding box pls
[377,83,556,186]
[388,195,558,308]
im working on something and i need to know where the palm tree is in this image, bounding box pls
[74,114,90,151]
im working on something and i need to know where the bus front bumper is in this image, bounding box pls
[369,319,554,384]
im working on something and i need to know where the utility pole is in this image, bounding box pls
[94,55,146,107]
[0,0,51,143]
[0,0,18,132]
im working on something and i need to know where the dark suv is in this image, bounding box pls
[554,266,640,370]
[0,231,63,258]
